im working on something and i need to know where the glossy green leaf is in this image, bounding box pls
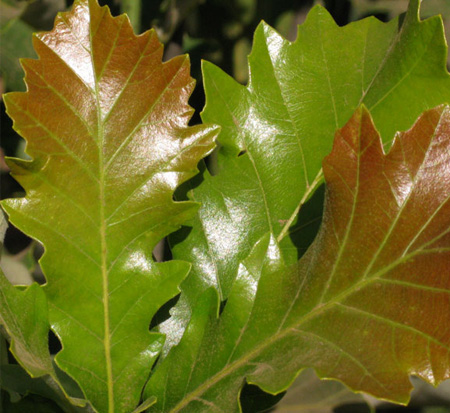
[166,0,450,349]
[0,216,87,409]
[1,1,218,412]
[144,105,450,411]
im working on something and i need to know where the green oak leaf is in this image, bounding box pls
[1,0,218,412]
[164,0,450,352]
[0,269,51,378]
[144,105,450,411]
[0,212,88,409]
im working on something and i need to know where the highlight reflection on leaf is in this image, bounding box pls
[166,0,450,358]
[1,1,218,412]
[145,105,450,412]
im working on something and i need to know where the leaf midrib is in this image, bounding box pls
[86,7,115,412]
[83,7,189,411]
[169,237,450,412]
[274,14,396,244]
[282,10,437,246]
[360,110,443,281]
[167,280,361,412]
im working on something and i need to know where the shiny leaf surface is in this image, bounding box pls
[0,215,86,409]
[165,0,450,349]
[1,1,218,412]
[145,105,450,411]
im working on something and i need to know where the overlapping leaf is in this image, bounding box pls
[0,211,51,380]
[0,16,35,92]
[144,105,450,411]
[1,1,218,412]
[273,369,369,413]
[0,364,92,412]
[0,268,51,378]
[164,0,450,349]
[0,211,88,410]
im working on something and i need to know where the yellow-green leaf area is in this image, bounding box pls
[145,106,450,411]
[1,1,218,412]
[171,0,450,319]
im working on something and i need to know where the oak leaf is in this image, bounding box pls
[145,105,450,411]
[1,1,218,412]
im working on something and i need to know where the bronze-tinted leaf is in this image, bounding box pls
[166,0,450,357]
[1,1,218,412]
[145,105,450,410]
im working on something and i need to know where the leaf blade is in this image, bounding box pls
[1,1,218,412]
[166,1,450,351]
[145,105,450,411]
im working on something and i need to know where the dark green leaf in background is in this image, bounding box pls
[0,364,92,413]
[0,17,35,92]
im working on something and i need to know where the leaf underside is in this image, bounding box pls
[1,1,218,412]
[145,105,450,412]
[272,368,368,413]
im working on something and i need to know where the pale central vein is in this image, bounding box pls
[87,11,115,413]
[169,247,447,413]
[317,126,362,305]
[277,169,324,242]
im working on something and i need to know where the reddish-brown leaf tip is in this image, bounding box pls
[302,104,450,402]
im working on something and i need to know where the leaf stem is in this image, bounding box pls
[89,7,115,411]
[121,0,141,33]
[277,169,324,243]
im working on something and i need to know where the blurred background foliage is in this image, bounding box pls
[0,0,449,412]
